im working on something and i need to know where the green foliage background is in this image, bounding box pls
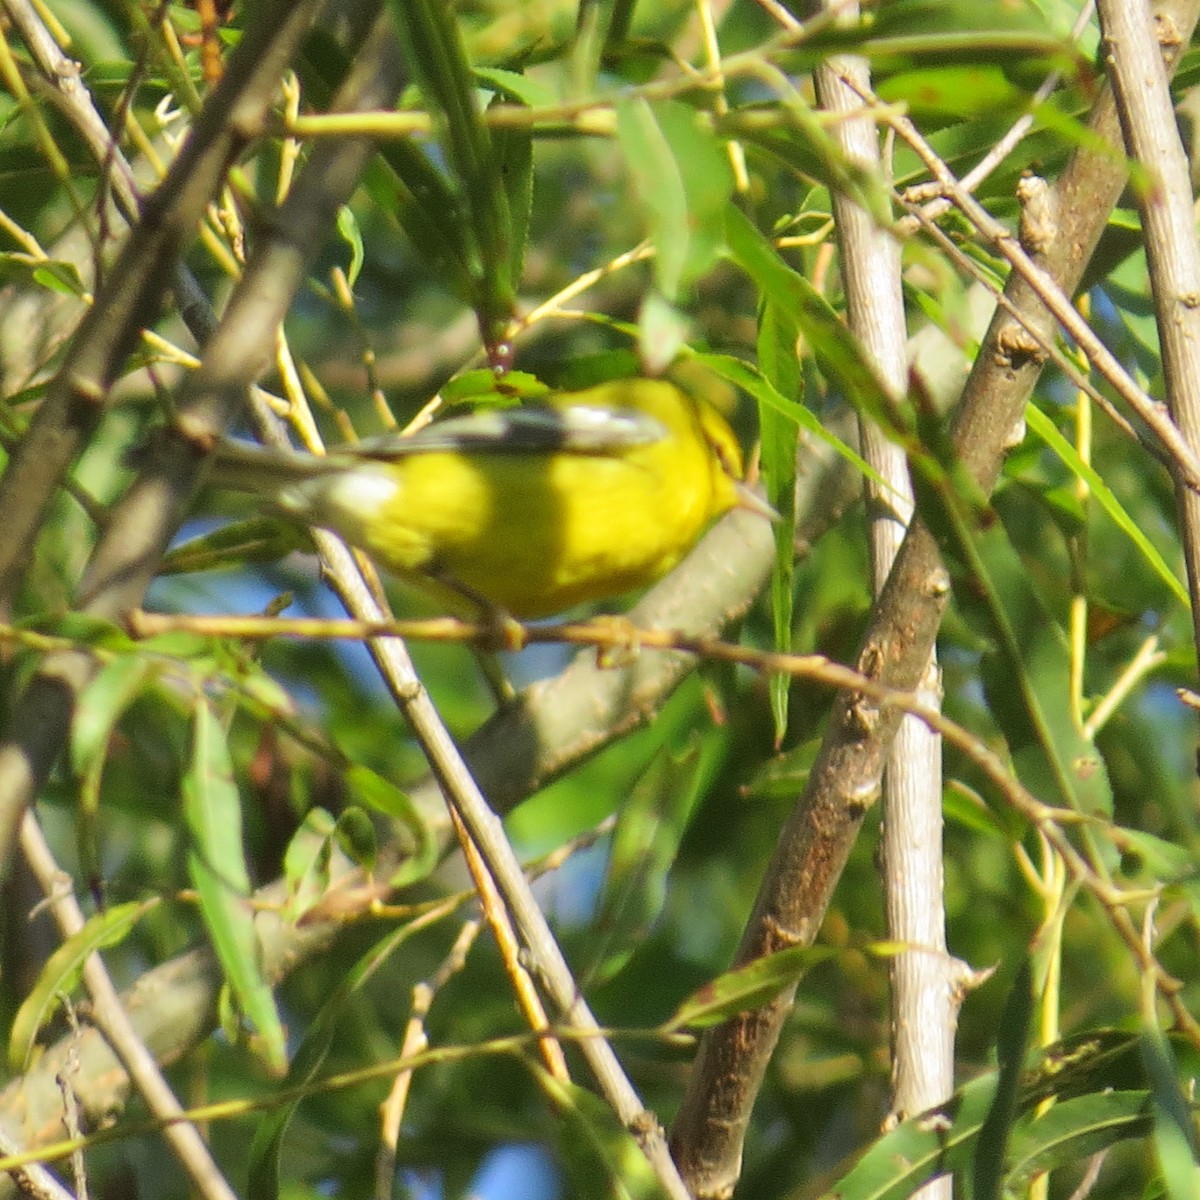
[0,1,1197,1198]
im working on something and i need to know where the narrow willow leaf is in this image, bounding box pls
[344,764,436,886]
[615,96,689,300]
[1025,402,1189,607]
[1140,1028,1200,1200]
[389,0,516,340]
[973,961,1034,1200]
[9,899,158,1071]
[615,98,735,301]
[827,1031,1153,1200]
[488,88,532,292]
[586,735,705,987]
[281,808,338,923]
[723,207,915,455]
[473,65,556,108]
[652,100,734,286]
[20,611,136,651]
[72,656,154,782]
[159,516,312,575]
[824,1077,997,1200]
[531,1061,671,1200]
[1005,1091,1153,1189]
[693,350,884,489]
[185,698,286,1073]
[247,920,436,1200]
[662,944,836,1033]
[966,510,1114,818]
[757,300,801,743]
[72,656,156,893]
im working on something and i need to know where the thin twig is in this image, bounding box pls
[376,919,481,1200]
[0,1123,77,1200]
[0,0,325,623]
[20,814,240,1200]
[810,25,954,1200]
[448,807,570,1081]
[860,76,1200,494]
[1096,0,1200,656]
[121,608,1113,836]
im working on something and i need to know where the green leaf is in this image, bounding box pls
[1025,402,1189,608]
[184,698,287,1074]
[441,368,550,405]
[661,944,836,1033]
[335,205,364,288]
[9,899,158,1071]
[159,516,312,575]
[247,920,435,1200]
[652,100,735,283]
[829,1029,1158,1200]
[1005,1091,1153,1189]
[615,96,689,300]
[616,98,734,301]
[1141,1028,1200,1200]
[31,260,86,296]
[344,764,436,886]
[722,206,915,456]
[756,300,801,744]
[693,350,885,490]
[488,89,533,292]
[281,807,339,923]
[586,735,705,987]
[71,656,154,782]
[72,657,156,890]
[331,806,376,872]
[829,1076,996,1200]
[19,611,135,651]
[368,141,475,296]
[973,961,1034,1200]
[877,65,1024,119]
[1112,827,1197,883]
[473,65,556,108]
[965,509,1114,818]
[533,1061,672,1200]
[389,0,517,342]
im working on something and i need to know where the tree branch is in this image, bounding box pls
[667,2,1200,1195]
[1097,0,1200,658]
[0,0,328,621]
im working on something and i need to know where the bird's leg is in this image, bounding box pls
[428,569,524,704]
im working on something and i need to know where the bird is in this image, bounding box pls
[206,376,768,619]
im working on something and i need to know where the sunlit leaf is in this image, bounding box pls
[184,698,286,1074]
[8,899,159,1071]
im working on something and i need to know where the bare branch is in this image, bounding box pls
[812,21,956,1200]
[0,0,329,618]
[664,1,1200,1195]
[19,816,238,1200]
[1097,0,1200,657]
[0,2,391,878]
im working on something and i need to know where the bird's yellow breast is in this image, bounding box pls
[359,417,731,617]
[218,378,747,619]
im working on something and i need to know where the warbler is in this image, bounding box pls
[207,377,765,619]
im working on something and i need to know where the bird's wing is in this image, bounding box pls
[352,404,667,459]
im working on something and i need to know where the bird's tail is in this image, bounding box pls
[204,439,345,497]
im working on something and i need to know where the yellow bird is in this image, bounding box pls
[208,377,764,619]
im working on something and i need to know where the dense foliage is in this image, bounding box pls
[0,2,1197,1199]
